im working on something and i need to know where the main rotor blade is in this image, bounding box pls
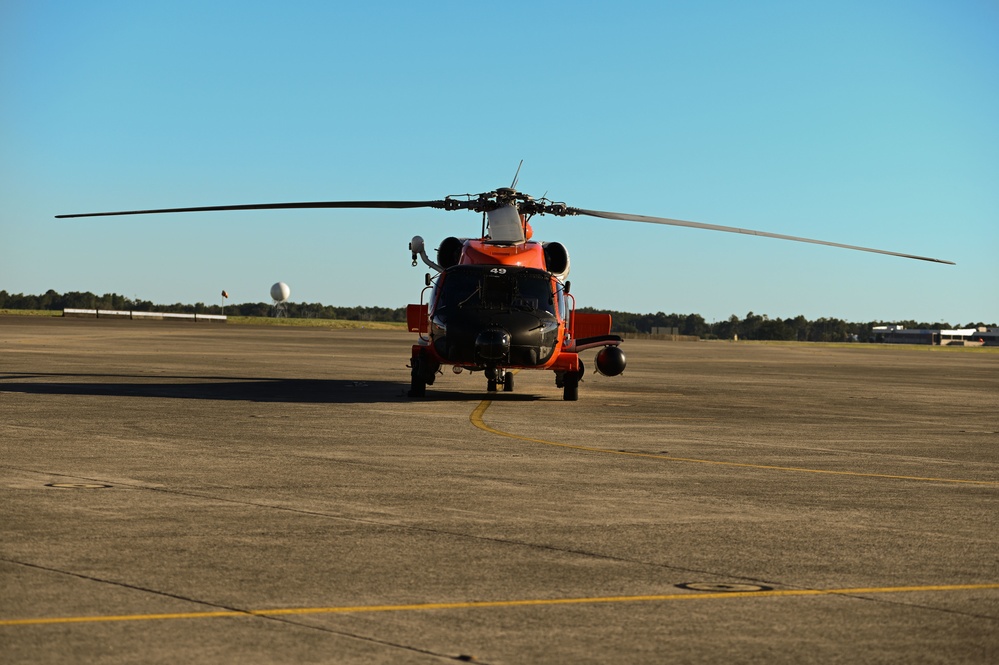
[56,200,450,219]
[571,208,955,265]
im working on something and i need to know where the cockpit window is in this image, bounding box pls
[510,270,556,313]
[435,269,480,311]
[434,267,555,319]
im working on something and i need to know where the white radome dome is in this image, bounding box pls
[270,282,290,302]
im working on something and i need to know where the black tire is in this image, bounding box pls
[563,376,578,401]
[503,372,514,392]
[562,359,582,400]
[487,379,498,392]
[409,355,427,398]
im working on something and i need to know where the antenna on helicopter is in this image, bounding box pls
[511,160,524,190]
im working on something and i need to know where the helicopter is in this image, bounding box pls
[57,168,954,401]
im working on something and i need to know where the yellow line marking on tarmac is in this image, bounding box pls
[3,584,998,627]
[470,400,999,486]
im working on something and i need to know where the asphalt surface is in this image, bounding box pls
[2,315,997,664]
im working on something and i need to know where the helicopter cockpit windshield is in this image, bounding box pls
[434,266,556,321]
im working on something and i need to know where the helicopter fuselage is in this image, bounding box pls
[408,236,625,400]
[428,264,566,369]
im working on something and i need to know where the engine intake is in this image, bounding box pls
[437,236,465,269]
[542,242,570,279]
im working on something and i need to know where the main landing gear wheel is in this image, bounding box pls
[410,358,426,398]
[561,360,583,401]
[563,375,579,401]
[409,352,437,398]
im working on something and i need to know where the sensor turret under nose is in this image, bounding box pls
[475,328,511,363]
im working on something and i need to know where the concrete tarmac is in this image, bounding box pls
[2,316,997,664]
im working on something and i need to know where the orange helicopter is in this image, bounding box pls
[57,168,953,400]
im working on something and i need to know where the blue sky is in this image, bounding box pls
[2,1,996,324]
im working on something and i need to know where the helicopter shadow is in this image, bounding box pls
[0,372,543,404]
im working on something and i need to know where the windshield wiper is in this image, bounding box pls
[457,287,481,308]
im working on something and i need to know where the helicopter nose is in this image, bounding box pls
[474,328,511,363]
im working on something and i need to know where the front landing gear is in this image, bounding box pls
[486,367,513,393]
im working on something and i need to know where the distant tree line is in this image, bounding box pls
[2,290,993,342]
[577,308,995,343]
[0,290,407,323]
